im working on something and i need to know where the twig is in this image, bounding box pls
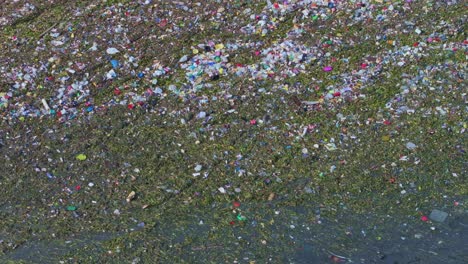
[38,21,59,39]
[191,244,223,251]
[418,249,438,255]
[327,250,353,262]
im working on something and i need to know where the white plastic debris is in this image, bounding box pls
[106,47,120,54]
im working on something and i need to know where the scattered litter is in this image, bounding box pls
[0,1,465,261]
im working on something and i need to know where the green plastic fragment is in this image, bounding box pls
[66,206,77,211]
[76,154,87,161]
[237,214,246,221]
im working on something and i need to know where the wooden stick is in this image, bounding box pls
[38,22,59,39]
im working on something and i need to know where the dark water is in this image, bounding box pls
[2,233,114,263]
[2,205,467,263]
